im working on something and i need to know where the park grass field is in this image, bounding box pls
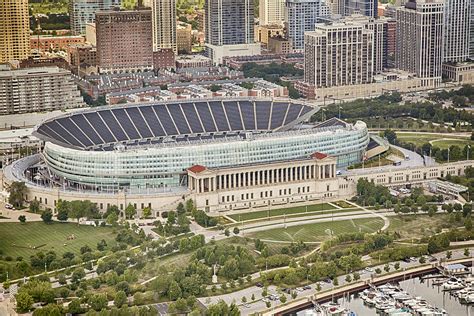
[0,222,117,258]
[387,214,461,239]
[228,202,337,222]
[396,132,472,149]
[247,218,385,242]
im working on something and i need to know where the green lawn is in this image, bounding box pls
[247,218,385,242]
[228,203,337,222]
[396,133,472,149]
[0,222,117,258]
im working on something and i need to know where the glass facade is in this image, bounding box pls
[42,121,369,190]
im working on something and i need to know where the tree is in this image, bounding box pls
[15,291,34,313]
[463,204,472,218]
[233,227,240,235]
[394,262,400,270]
[125,204,136,219]
[465,217,473,230]
[464,248,470,257]
[18,215,26,223]
[114,290,127,308]
[71,268,86,283]
[224,229,230,237]
[176,202,185,215]
[67,299,84,314]
[454,203,463,212]
[419,256,426,264]
[88,293,108,311]
[57,208,68,221]
[29,200,40,213]
[291,291,297,299]
[185,199,195,213]
[168,280,182,300]
[142,207,152,218]
[446,250,452,259]
[8,181,27,208]
[106,212,119,226]
[41,209,53,224]
[345,275,352,283]
[241,296,247,303]
[167,210,177,224]
[353,272,360,281]
[279,294,287,304]
[383,129,398,144]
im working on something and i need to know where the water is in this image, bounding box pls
[300,276,474,315]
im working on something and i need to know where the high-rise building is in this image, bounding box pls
[205,0,261,64]
[396,0,444,87]
[69,0,121,35]
[471,1,474,59]
[150,0,177,53]
[345,0,378,17]
[95,9,153,73]
[259,0,286,25]
[285,0,321,51]
[0,0,30,63]
[443,0,470,62]
[0,66,84,115]
[304,21,374,87]
[177,23,193,54]
[336,14,392,73]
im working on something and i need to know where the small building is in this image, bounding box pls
[255,24,285,45]
[442,62,474,84]
[177,23,193,54]
[30,35,85,52]
[175,55,212,69]
[427,180,468,197]
[443,263,469,275]
[268,36,293,54]
[153,49,175,71]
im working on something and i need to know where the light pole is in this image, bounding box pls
[467,145,471,161]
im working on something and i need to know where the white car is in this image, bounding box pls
[4,203,13,209]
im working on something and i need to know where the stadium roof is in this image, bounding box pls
[34,98,317,151]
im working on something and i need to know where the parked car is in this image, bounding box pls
[256,282,263,288]
[303,285,312,290]
[5,203,13,209]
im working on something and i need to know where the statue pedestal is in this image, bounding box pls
[212,274,218,284]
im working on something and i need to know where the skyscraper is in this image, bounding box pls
[443,0,471,62]
[345,0,378,18]
[150,0,177,53]
[205,0,260,64]
[259,0,286,25]
[285,0,321,51]
[471,2,474,59]
[95,9,153,73]
[0,0,30,63]
[396,0,444,87]
[69,0,121,35]
[304,21,374,87]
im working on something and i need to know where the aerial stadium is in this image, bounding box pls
[26,98,368,191]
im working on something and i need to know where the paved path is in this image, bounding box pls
[0,205,42,223]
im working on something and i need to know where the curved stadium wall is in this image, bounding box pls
[32,98,369,191]
[42,123,369,190]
